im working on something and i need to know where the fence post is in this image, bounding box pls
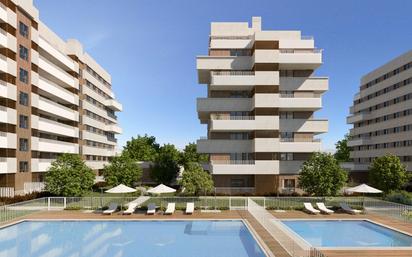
[229,196,232,210]
[47,197,50,211]
[263,197,266,209]
[63,197,66,209]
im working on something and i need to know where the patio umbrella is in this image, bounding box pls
[105,184,137,210]
[346,184,382,194]
[147,184,176,194]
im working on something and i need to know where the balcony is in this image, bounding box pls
[279,119,328,133]
[0,132,16,149]
[38,56,75,88]
[279,140,322,152]
[85,161,108,170]
[196,56,253,83]
[38,77,78,105]
[210,115,279,131]
[0,158,17,174]
[279,96,322,110]
[105,99,122,112]
[210,160,280,175]
[83,131,108,143]
[253,49,322,69]
[34,116,79,138]
[210,71,279,90]
[105,124,122,134]
[197,98,252,113]
[38,96,78,121]
[280,77,328,92]
[39,37,76,71]
[32,137,79,154]
[196,139,253,153]
[31,159,53,172]
[347,136,370,147]
[0,106,16,124]
[347,111,371,124]
[82,146,116,156]
[279,161,304,174]
[340,162,369,171]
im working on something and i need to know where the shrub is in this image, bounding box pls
[385,191,412,205]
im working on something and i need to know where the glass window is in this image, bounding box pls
[19,22,29,38]
[284,179,296,188]
[19,161,29,172]
[19,92,29,106]
[19,45,28,60]
[19,115,28,129]
[280,153,293,161]
[19,138,29,151]
[19,68,28,84]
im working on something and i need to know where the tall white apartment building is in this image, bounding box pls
[0,0,122,195]
[347,50,412,181]
[196,17,328,195]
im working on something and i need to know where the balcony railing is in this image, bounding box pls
[210,35,253,40]
[211,71,255,76]
[280,138,321,142]
[301,35,314,40]
[211,160,255,165]
[211,115,255,120]
[279,49,322,53]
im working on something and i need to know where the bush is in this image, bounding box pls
[0,192,50,205]
[64,206,82,211]
[385,191,412,205]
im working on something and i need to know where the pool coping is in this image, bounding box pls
[279,218,412,251]
[0,218,273,257]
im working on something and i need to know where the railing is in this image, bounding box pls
[247,198,325,257]
[211,70,255,76]
[280,49,323,53]
[301,36,314,40]
[0,187,14,198]
[215,187,255,196]
[211,160,255,165]
[23,182,45,194]
[211,115,255,120]
[280,138,321,142]
[210,35,253,40]
[364,197,412,223]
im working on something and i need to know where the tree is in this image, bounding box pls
[103,154,142,187]
[150,144,181,184]
[298,152,348,196]
[368,154,408,194]
[180,142,208,168]
[123,134,160,161]
[334,134,351,162]
[45,153,95,196]
[180,162,214,195]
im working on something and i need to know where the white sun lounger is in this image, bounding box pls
[165,203,175,215]
[185,202,194,214]
[147,203,156,215]
[316,202,334,214]
[123,203,138,215]
[103,203,118,215]
[340,203,362,214]
[303,202,320,214]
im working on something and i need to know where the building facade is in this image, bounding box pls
[0,0,122,195]
[347,50,412,181]
[196,17,328,195]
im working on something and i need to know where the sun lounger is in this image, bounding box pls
[340,202,362,214]
[303,202,320,214]
[316,202,334,214]
[147,203,156,215]
[123,203,138,215]
[165,203,175,215]
[103,203,118,215]
[185,202,194,214]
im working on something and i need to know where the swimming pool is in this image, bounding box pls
[0,220,266,257]
[282,220,412,248]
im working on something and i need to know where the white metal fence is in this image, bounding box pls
[0,187,14,198]
[364,197,412,223]
[24,182,45,194]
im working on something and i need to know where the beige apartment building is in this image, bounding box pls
[0,0,122,195]
[196,17,328,195]
[347,50,412,181]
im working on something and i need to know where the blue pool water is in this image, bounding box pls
[282,220,412,247]
[0,220,266,257]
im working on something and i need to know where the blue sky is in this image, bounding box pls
[35,0,412,151]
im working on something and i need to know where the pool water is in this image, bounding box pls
[282,220,412,247]
[0,220,266,257]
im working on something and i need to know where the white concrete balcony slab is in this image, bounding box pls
[278,50,322,69]
[279,161,304,174]
[85,161,108,170]
[38,56,75,88]
[82,101,109,120]
[0,55,16,76]
[340,162,369,171]
[279,141,322,152]
[347,137,370,147]
[196,56,253,83]
[83,71,115,99]
[280,77,328,92]
[32,137,79,154]
[38,77,78,105]
[210,160,280,175]
[254,138,280,152]
[209,39,252,49]
[38,96,78,121]
[39,37,76,71]
[105,124,122,134]
[210,116,279,131]
[0,6,7,23]
[0,157,16,174]
[32,116,79,138]
[196,139,253,153]
[82,146,116,156]
[210,71,279,90]
[253,94,279,108]
[105,99,122,111]
[83,116,105,129]
[0,81,16,100]
[347,112,371,124]
[280,119,328,133]
[0,106,16,124]
[31,159,53,173]
[0,132,16,148]
[83,131,108,143]
[279,97,322,110]
[197,98,252,113]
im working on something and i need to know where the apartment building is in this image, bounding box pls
[346,50,412,181]
[0,0,122,195]
[196,17,328,195]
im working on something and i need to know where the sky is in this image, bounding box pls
[34,0,412,152]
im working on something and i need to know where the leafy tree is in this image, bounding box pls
[369,154,408,194]
[103,154,142,187]
[123,134,160,161]
[334,134,351,162]
[180,162,214,195]
[180,142,208,168]
[298,152,348,196]
[151,144,181,184]
[45,153,95,196]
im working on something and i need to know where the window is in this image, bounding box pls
[19,92,29,106]
[19,161,29,172]
[280,153,293,161]
[230,179,245,187]
[19,22,29,38]
[19,138,29,151]
[19,68,28,84]
[283,179,296,188]
[19,115,28,129]
[19,45,28,60]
